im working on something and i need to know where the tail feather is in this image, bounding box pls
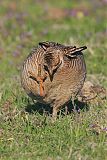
[65,46,87,58]
[74,46,87,52]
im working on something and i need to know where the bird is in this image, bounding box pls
[21,41,87,121]
[77,81,107,105]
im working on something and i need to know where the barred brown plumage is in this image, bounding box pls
[21,41,87,122]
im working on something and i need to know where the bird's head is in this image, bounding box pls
[39,41,63,81]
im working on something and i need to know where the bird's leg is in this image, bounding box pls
[71,95,76,111]
[28,64,47,97]
[64,101,70,115]
[52,107,59,123]
[37,64,48,96]
[37,72,47,96]
[65,105,68,115]
[28,70,44,96]
[37,77,45,97]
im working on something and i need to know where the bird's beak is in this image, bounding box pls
[48,68,54,82]
[49,68,53,76]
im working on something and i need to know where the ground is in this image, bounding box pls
[0,0,107,159]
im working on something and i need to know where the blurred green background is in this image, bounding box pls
[0,0,107,160]
[0,0,107,79]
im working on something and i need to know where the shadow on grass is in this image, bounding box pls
[25,102,53,115]
[25,99,89,116]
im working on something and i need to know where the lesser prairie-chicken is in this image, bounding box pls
[21,41,87,121]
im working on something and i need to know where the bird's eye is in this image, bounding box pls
[44,64,49,72]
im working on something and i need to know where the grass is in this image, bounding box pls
[0,0,107,159]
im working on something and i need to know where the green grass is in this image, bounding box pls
[0,0,107,159]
